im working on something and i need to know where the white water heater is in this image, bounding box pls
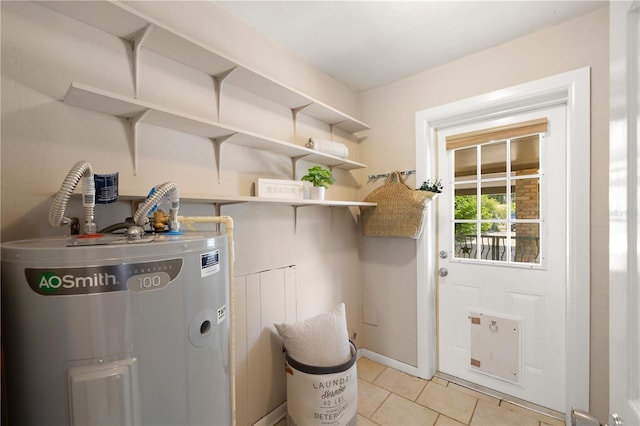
[1,232,231,426]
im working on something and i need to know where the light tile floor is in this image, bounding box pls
[355,357,565,426]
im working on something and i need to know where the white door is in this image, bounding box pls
[609,1,640,425]
[437,106,567,411]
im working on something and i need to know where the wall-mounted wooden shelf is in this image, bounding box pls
[40,0,370,134]
[64,82,367,179]
[117,192,375,232]
[119,192,375,208]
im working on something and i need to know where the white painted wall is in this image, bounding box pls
[358,7,609,420]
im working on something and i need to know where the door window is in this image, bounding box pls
[451,133,543,266]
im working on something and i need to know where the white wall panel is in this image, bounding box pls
[235,267,295,426]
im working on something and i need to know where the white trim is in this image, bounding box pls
[609,2,640,424]
[416,119,438,380]
[415,67,591,413]
[251,402,287,426]
[359,349,420,377]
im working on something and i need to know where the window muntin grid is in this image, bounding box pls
[452,134,543,266]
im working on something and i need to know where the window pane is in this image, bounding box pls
[511,135,539,173]
[454,222,476,259]
[480,184,508,220]
[454,146,476,181]
[454,193,477,220]
[481,141,507,178]
[513,224,540,264]
[513,177,540,220]
[479,223,509,261]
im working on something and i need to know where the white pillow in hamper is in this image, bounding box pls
[275,303,351,367]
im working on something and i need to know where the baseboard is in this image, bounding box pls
[358,348,422,378]
[252,402,287,426]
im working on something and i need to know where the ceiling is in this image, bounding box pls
[214,1,607,92]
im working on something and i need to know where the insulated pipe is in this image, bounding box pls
[133,182,180,231]
[178,215,236,426]
[48,161,96,234]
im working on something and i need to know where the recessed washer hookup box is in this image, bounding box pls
[256,178,304,199]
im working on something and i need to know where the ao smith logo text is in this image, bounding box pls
[25,259,183,296]
[38,271,119,292]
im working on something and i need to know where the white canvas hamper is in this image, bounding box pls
[285,342,357,426]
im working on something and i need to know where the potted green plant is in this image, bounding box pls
[418,179,443,193]
[301,166,335,200]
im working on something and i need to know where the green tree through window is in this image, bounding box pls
[455,194,508,235]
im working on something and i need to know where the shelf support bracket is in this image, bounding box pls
[329,121,345,140]
[127,109,151,176]
[293,204,327,234]
[355,133,368,143]
[212,67,237,121]
[291,104,312,139]
[211,133,236,184]
[130,24,153,99]
[291,155,309,180]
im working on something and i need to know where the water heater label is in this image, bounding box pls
[25,259,183,296]
[200,250,220,277]
[217,305,226,324]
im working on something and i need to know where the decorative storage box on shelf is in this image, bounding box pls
[256,179,304,200]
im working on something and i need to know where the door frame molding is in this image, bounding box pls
[609,1,640,423]
[415,67,591,412]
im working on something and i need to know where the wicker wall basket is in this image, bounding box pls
[360,171,437,239]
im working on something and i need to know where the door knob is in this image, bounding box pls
[570,407,602,426]
[609,413,623,426]
[439,268,448,277]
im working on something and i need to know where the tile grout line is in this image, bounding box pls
[371,366,386,383]
[467,397,480,426]
[432,413,439,426]
[415,378,428,402]
[367,385,393,424]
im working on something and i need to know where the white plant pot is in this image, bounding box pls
[310,186,325,200]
